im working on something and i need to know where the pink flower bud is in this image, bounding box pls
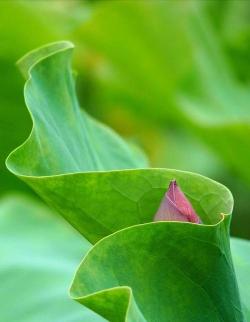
[154,180,202,224]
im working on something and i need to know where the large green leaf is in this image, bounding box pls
[6,42,246,321]
[6,41,148,242]
[6,41,229,242]
[0,194,105,322]
[70,221,248,322]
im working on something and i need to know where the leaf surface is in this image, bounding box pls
[71,220,249,322]
[0,194,105,322]
[6,42,231,242]
[231,238,250,321]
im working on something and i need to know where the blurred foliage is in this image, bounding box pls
[1,0,250,238]
[0,193,105,321]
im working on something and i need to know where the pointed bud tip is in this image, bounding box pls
[169,179,177,186]
[154,179,202,224]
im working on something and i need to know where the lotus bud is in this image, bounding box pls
[154,180,202,224]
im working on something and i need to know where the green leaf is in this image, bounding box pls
[231,238,250,321]
[0,0,93,196]
[70,220,246,322]
[0,194,105,322]
[9,41,147,175]
[6,42,246,321]
[6,41,231,242]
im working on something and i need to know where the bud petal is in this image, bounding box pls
[154,180,202,224]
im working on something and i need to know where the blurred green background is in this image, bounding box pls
[1,0,250,239]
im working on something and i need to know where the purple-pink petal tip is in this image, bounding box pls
[154,180,202,224]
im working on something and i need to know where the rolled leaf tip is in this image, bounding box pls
[154,180,202,224]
